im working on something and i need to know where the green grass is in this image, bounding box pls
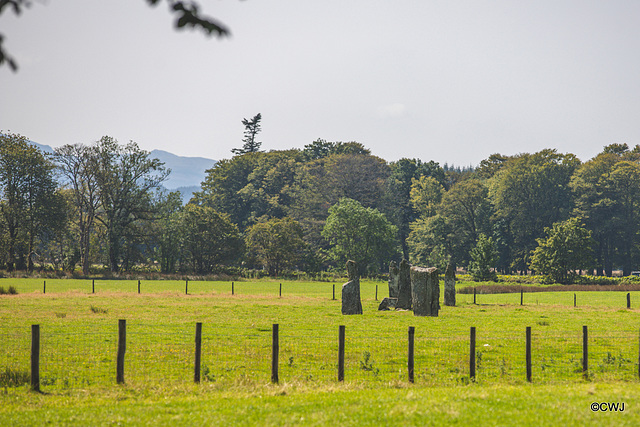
[1,383,637,426]
[1,278,639,425]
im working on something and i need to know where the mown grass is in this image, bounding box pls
[1,278,639,425]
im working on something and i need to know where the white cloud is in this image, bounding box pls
[377,103,407,119]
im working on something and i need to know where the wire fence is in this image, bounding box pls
[2,322,639,391]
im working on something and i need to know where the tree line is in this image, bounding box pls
[2,129,640,283]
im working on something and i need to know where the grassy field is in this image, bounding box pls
[1,277,639,425]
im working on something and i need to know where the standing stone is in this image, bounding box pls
[388,261,399,298]
[410,266,440,316]
[444,263,456,307]
[396,259,412,310]
[378,297,397,311]
[342,260,363,315]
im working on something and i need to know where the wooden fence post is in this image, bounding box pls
[92,279,95,294]
[473,287,477,305]
[526,326,532,382]
[338,325,345,382]
[117,319,126,384]
[279,283,282,298]
[582,325,588,379]
[43,281,45,294]
[332,284,335,300]
[194,322,202,383]
[375,285,378,301]
[408,326,415,383]
[271,324,279,384]
[31,325,40,392]
[470,326,476,381]
[574,293,576,307]
[520,288,524,306]
[138,280,141,294]
[627,293,631,309]
[232,282,234,295]
[185,280,188,295]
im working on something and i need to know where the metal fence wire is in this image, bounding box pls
[1,323,639,391]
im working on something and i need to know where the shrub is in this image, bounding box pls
[468,234,499,282]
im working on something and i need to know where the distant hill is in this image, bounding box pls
[27,141,215,193]
[32,141,54,154]
[149,149,215,190]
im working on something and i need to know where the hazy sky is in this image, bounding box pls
[2,0,640,166]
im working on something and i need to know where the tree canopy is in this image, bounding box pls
[3,133,640,280]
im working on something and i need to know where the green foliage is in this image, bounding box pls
[322,198,398,275]
[245,217,305,277]
[489,149,580,273]
[0,131,62,272]
[438,178,493,266]
[530,217,594,284]
[301,139,371,161]
[408,178,492,269]
[196,150,303,231]
[149,191,183,274]
[180,204,243,274]
[53,144,101,275]
[92,136,169,272]
[409,175,443,218]
[385,158,445,259]
[468,234,499,282]
[407,215,451,270]
[571,149,640,276]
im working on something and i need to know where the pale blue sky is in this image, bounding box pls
[2,0,640,166]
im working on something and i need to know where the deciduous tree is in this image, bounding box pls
[530,217,593,284]
[0,132,62,271]
[245,217,305,277]
[322,198,398,275]
[93,136,169,272]
[180,204,243,274]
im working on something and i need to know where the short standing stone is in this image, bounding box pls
[388,261,399,298]
[410,266,440,316]
[342,260,363,315]
[396,259,412,310]
[444,263,456,307]
[378,297,398,311]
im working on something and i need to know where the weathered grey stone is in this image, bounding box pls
[378,297,398,311]
[410,266,440,316]
[444,263,456,307]
[396,259,412,310]
[342,260,363,315]
[388,261,399,298]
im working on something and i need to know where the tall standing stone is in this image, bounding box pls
[342,260,363,315]
[388,261,399,298]
[396,259,412,310]
[410,266,440,316]
[444,263,456,307]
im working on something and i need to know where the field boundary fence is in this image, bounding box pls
[2,322,640,392]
